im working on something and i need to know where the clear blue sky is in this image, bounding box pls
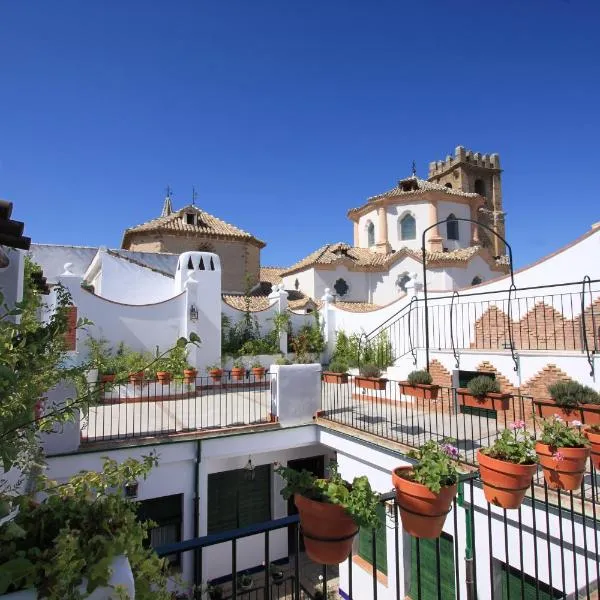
[1,1,599,269]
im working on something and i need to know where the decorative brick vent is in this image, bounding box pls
[64,305,77,351]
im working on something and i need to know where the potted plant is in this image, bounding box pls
[457,375,510,411]
[250,360,266,380]
[478,421,538,509]
[101,366,116,384]
[207,363,223,383]
[392,441,460,538]
[129,369,145,385]
[155,356,172,384]
[399,369,440,400]
[322,360,349,384]
[270,563,284,585]
[355,364,387,391]
[275,461,380,565]
[205,581,224,600]
[585,425,600,470]
[237,572,253,591]
[535,416,590,491]
[231,359,245,381]
[534,381,600,425]
[183,365,198,384]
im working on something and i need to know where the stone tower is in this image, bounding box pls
[428,146,505,256]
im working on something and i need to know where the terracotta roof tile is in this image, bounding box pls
[122,205,265,248]
[260,267,285,285]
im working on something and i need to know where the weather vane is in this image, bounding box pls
[192,186,198,206]
[165,185,172,199]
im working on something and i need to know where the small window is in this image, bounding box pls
[367,221,375,247]
[334,278,349,297]
[358,503,387,575]
[471,276,482,286]
[186,213,195,225]
[474,179,486,197]
[445,183,453,189]
[446,213,459,241]
[399,214,416,241]
[397,273,411,293]
[138,494,183,566]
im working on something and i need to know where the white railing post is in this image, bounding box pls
[320,287,335,363]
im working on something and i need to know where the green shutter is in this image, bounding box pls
[501,564,561,600]
[208,465,271,534]
[358,504,387,575]
[409,534,455,600]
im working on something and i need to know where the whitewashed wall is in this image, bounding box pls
[384,200,430,252]
[357,207,379,249]
[282,268,315,299]
[314,266,369,303]
[221,299,278,334]
[0,247,24,316]
[437,200,472,251]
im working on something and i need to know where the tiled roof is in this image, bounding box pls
[121,205,266,248]
[282,242,507,276]
[104,249,174,278]
[333,300,382,313]
[260,267,285,285]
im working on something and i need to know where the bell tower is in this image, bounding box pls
[428,146,506,256]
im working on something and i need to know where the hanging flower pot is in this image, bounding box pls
[294,494,359,565]
[399,382,440,400]
[581,404,600,426]
[392,466,456,538]
[322,371,348,384]
[208,368,223,383]
[457,389,510,411]
[585,427,600,470]
[251,366,266,380]
[156,371,172,384]
[183,368,197,384]
[533,399,583,424]
[101,373,115,384]
[535,442,589,491]
[230,366,245,381]
[128,371,145,385]
[477,450,537,509]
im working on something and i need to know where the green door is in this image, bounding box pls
[409,534,455,599]
[501,564,562,599]
[358,503,387,575]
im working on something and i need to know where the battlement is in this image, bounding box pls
[428,146,500,177]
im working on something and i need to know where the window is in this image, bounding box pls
[397,273,411,293]
[446,213,459,241]
[399,214,416,241]
[186,213,195,225]
[207,465,271,534]
[471,276,482,286]
[409,533,455,600]
[358,503,387,574]
[138,494,183,566]
[334,278,349,297]
[445,183,453,189]
[474,179,486,197]
[367,221,375,247]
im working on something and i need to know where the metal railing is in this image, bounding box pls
[155,464,600,599]
[80,371,275,442]
[364,278,600,370]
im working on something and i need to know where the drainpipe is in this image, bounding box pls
[194,439,201,586]
[457,481,475,600]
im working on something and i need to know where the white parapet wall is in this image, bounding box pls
[270,363,321,427]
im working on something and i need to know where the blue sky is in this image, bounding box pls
[1,1,599,269]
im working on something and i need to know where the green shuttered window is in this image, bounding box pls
[409,533,455,599]
[358,503,387,575]
[207,465,271,534]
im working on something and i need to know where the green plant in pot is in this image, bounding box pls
[355,363,387,391]
[457,375,510,411]
[535,381,600,425]
[322,359,349,384]
[270,562,284,584]
[535,415,590,491]
[230,358,246,381]
[478,420,537,509]
[237,572,253,590]
[399,369,440,400]
[250,359,266,380]
[207,363,224,382]
[585,424,600,470]
[392,441,460,538]
[275,461,380,565]
[205,581,224,600]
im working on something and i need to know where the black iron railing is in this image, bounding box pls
[80,372,275,442]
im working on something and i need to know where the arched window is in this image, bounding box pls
[399,214,416,240]
[396,273,411,293]
[471,276,483,286]
[474,179,486,197]
[366,221,375,247]
[334,278,349,297]
[445,183,453,189]
[446,213,459,241]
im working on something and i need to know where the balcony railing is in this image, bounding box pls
[80,371,276,443]
[155,465,600,600]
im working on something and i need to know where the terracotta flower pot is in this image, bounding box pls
[183,369,197,384]
[251,367,266,380]
[535,442,590,491]
[582,404,600,426]
[209,369,223,383]
[392,466,456,538]
[584,428,600,470]
[156,371,172,384]
[294,493,358,565]
[533,399,583,424]
[355,376,387,391]
[399,382,440,400]
[477,450,537,509]
[322,371,348,384]
[128,371,145,385]
[101,374,115,383]
[231,367,245,381]
[457,389,510,411]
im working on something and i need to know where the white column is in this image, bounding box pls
[320,287,335,362]
[269,283,289,354]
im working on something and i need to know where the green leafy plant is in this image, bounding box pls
[275,356,292,365]
[406,441,461,493]
[207,363,223,373]
[359,363,382,379]
[251,360,264,369]
[547,381,600,407]
[290,313,325,363]
[481,421,536,464]
[467,375,501,397]
[232,358,245,369]
[538,415,589,449]
[275,462,381,530]
[407,370,433,385]
[205,581,224,600]
[84,336,112,373]
[327,359,348,374]
[237,572,253,588]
